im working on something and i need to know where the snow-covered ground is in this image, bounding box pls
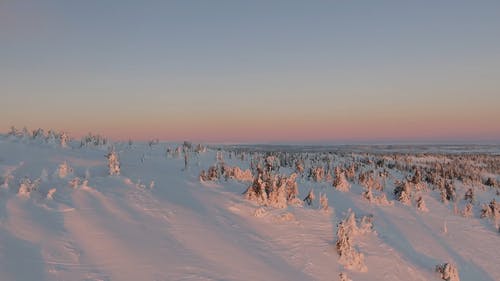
[0,134,498,281]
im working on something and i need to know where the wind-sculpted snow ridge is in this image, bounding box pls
[0,133,499,281]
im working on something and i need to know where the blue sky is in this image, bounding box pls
[2,1,500,142]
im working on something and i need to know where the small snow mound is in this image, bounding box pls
[273,212,296,222]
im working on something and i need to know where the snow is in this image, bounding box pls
[0,135,499,281]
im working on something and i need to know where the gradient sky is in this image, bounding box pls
[2,1,500,143]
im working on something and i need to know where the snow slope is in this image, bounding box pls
[0,137,498,281]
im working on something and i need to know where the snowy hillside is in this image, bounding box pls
[0,132,499,281]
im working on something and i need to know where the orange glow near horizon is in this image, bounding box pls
[31,107,496,143]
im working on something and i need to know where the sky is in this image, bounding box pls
[1,1,500,143]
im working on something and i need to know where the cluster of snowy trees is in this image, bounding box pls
[335,209,373,272]
[80,133,108,147]
[6,126,70,147]
[243,171,300,209]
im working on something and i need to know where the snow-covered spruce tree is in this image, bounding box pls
[333,171,351,192]
[440,188,449,204]
[57,161,73,178]
[32,128,46,142]
[484,177,497,187]
[303,189,315,206]
[462,203,473,218]
[267,175,288,209]
[416,196,428,212]
[310,166,325,182]
[394,180,412,205]
[362,186,374,202]
[8,126,19,137]
[295,160,305,175]
[243,173,268,205]
[335,209,369,272]
[346,163,356,181]
[444,181,456,202]
[464,188,474,203]
[435,262,460,281]
[59,132,69,148]
[411,169,428,192]
[106,149,120,176]
[319,192,329,211]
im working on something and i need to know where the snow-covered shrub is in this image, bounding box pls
[484,177,497,187]
[253,207,267,217]
[339,272,352,281]
[57,161,73,178]
[319,192,329,211]
[334,171,351,192]
[303,189,315,206]
[416,196,428,212]
[106,150,120,176]
[463,188,474,203]
[435,262,460,281]
[18,177,40,197]
[2,173,13,188]
[359,171,383,192]
[480,199,498,219]
[46,188,56,199]
[69,177,80,188]
[295,160,305,174]
[222,165,253,182]
[444,181,456,202]
[462,203,473,218]
[362,186,374,202]
[345,164,356,181]
[200,165,221,182]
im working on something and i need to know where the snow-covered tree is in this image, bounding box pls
[319,192,329,211]
[303,189,315,206]
[416,196,428,212]
[435,262,460,281]
[464,188,474,203]
[106,149,120,176]
[480,199,498,219]
[462,203,473,218]
[339,272,352,281]
[57,161,73,178]
[335,209,368,272]
[18,177,40,197]
[394,180,412,205]
[333,171,350,192]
